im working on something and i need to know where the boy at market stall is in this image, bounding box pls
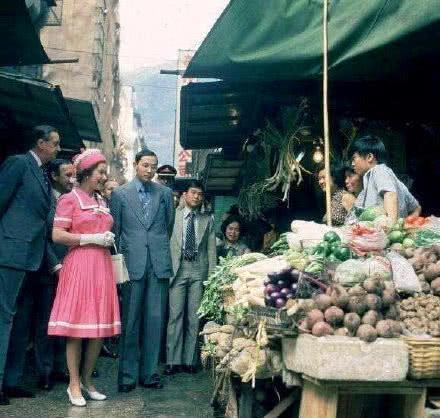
[348,135,421,224]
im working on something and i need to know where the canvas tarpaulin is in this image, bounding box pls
[184,0,440,82]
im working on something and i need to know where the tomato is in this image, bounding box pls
[406,215,417,223]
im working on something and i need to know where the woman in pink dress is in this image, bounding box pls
[48,149,120,406]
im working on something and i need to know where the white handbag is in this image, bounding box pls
[111,244,130,284]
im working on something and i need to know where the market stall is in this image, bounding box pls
[198,214,440,417]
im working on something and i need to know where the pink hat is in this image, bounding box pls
[73,149,106,172]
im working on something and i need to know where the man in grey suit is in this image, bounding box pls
[0,125,61,405]
[165,180,216,375]
[111,148,174,393]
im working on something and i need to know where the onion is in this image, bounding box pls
[311,321,334,337]
[306,309,325,329]
[356,324,378,342]
[313,294,332,311]
[324,306,344,326]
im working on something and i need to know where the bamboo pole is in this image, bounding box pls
[323,0,332,226]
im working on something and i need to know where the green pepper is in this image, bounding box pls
[314,242,330,257]
[335,246,351,261]
[323,231,341,244]
[330,242,341,254]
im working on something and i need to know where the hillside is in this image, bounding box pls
[122,63,177,165]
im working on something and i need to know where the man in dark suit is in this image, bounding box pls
[111,148,174,393]
[34,159,74,390]
[0,125,61,405]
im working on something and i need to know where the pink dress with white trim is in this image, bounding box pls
[48,187,121,338]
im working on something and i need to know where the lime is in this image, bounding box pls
[388,230,405,244]
[323,231,341,244]
[402,238,415,248]
[335,246,351,261]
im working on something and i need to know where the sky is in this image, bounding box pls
[119,0,229,72]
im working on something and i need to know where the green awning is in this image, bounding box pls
[180,81,263,149]
[185,0,440,82]
[0,72,83,150]
[0,0,50,67]
[66,98,102,142]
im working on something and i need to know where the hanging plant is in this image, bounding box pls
[238,100,312,219]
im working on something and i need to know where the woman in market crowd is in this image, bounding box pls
[344,165,363,197]
[48,149,121,407]
[317,162,357,226]
[217,215,251,259]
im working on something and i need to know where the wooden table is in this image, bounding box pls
[298,376,440,418]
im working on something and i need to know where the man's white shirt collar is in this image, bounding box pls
[30,150,42,167]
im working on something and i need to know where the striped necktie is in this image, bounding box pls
[184,211,196,261]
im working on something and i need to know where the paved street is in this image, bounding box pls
[1,357,215,418]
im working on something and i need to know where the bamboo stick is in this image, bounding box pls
[323,0,332,226]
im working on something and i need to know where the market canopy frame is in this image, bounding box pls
[0,72,83,151]
[185,0,440,83]
[0,0,51,67]
[65,98,102,143]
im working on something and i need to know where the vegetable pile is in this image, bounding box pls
[198,253,267,323]
[298,277,401,343]
[263,267,327,309]
[400,245,440,295]
[312,231,353,262]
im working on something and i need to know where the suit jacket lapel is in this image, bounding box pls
[174,207,184,250]
[26,152,49,199]
[196,214,209,249]
[145,183,160,229]
[127,181,148,229]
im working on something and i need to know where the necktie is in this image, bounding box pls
[184,211,196,261]
[139,184,151,220]
[41,165,51,194]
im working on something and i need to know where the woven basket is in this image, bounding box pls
[403,336,440,379]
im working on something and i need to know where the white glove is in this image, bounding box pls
[80,232,115,247]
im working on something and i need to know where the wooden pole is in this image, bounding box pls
[323,0,332,226]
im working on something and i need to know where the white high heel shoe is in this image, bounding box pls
[80,383,107,401]
[67,387,86,407]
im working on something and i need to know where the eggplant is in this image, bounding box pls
[265,295,274,307]
[286,292,295,299]
[280,287,290,297]
[290,283,298,292]
[265,284,279,295]
[271,291,282,300]
[277,279,288,288]
[290,269,300,281]
[275,298,286,309]
[267,272,279,284]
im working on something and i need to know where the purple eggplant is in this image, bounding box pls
[277,279,289,288]
[265,295,274,307]
[290,283,298,292]
[265,284,279,295]
[286,292,295,299]
[280,287,291,297]
[275,298,286,309]
[267,272,279,284]
[270,291,282,300]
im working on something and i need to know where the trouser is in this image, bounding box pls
[34,281,65,377]
[118,255,168,386]
[0,267,34,388]
[166,260,203,366]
